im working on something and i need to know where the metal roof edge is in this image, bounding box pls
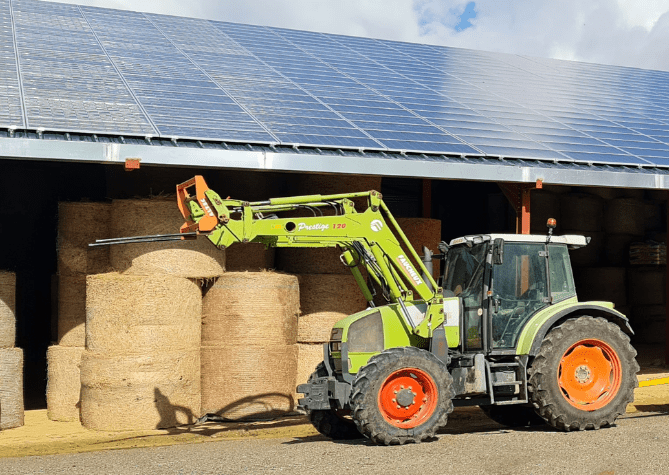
[1,137,669,190]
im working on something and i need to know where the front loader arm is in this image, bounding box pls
[177,176,443,332]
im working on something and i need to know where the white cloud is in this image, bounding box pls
[47,0,669,71]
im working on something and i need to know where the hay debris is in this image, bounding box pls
[46,346,84,422]
[0,272,16,348]
[201,344,298,420]
[202,272,300,347]
[225,243,276,272]
[80,349,200,431]
[297,274,367,343]
[86,273,202,352]
[109,199,225,278]
[57,275,87,347]
[0,348,24,430]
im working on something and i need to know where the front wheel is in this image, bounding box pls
[305,363,363,440]
[351,347,454,445]
[528,316,639,431]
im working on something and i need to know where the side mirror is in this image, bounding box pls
[493,238,504,265]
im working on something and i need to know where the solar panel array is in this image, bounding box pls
[5,0,669,169]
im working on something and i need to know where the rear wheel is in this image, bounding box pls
[305,363,363,440]
[480,404,545,427]
[528,316,639,431]
[351,347,454,445]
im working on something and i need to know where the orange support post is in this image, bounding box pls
[499,180,543,234]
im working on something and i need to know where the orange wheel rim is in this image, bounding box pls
[557,339,622,411]
[378,368,438,429]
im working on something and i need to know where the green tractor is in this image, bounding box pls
[100,176,638,445]
[308,232,638,444]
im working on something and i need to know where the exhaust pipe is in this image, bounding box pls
[421,246,434,292]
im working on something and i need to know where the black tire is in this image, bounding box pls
[351,347,454,445]
[528,316,639,431]
[480,404,546,428]
[306,363,363,440]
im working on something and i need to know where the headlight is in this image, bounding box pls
[331,341,342,351]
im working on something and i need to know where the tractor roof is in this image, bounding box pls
[449,234,589,249]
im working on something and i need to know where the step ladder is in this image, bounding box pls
[485,357,529,406]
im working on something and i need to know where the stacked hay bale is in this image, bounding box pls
[295,274,368,391]
[109,199,225,277]
[561,193,605,267]
[0,271,23,430]
[201,272,300,420]
[276,174,382,275]
[80,197,224,431]
[48,202,111,422]
[563,188,668,348]
[529,190,560,234]
[225,244,275,272]
[81,274,202,430]
[395,218,442,279]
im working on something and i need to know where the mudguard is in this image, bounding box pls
[525,303,633,356]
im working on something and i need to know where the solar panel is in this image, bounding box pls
[0,0,24,128]
[6,0,669,168]
[12,0,154,135]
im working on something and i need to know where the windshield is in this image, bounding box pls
[442,243,487,300]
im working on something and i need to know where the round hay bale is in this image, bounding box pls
[646,189,669,202]
[80,349,200,430]
[542,185,572,194]
[86,273,201,352]
[530,192,560,234]
[0,272,16,348]
[109,199,226,278]
[57,275,87,347]
[620,189,645,200]
[0,347,24,430]
[395,218,441,278]
[201,344,298,420]
[225,243,276,272]
[564,230,603,267]
[276,248,349,275]
[583,187,623,201]
[560,193,604,232]
[295,343,325,401]
[297,274,367,343]
[57,202,111,277]
[629,267,666,306]
[202,272,299,347]
[574,267,627,307]
[46,346,84,422]
[603,234,636,266]
[296,173,382,196]
[644,201,665,232]
[629,305,666,344]
[604,198,645,236]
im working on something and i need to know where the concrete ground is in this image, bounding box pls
[0,381,667,460]
[1,387,669,475]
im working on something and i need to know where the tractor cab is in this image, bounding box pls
[440,233,588,354]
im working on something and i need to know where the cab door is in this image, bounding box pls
[490,242,549,349]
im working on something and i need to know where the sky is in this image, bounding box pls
[48,0,669,72]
